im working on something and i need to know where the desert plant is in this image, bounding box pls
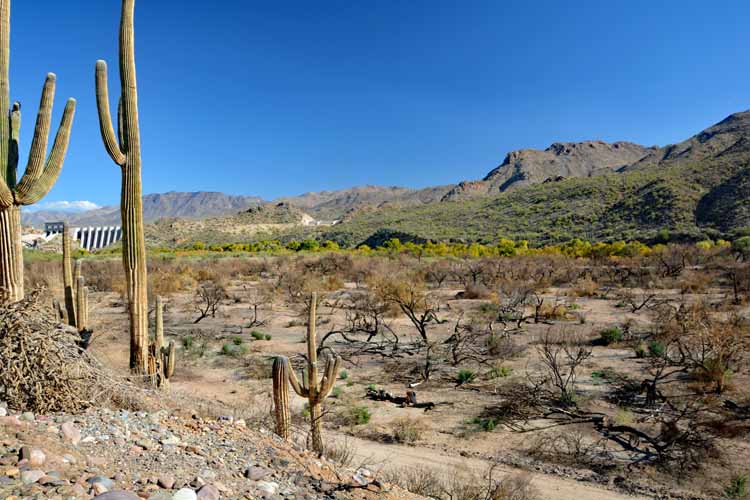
[95,0,149,373]
[272,292,341,453]
[0,0,76,303]
[724,474,748,498]
[599,326,624,345]
[147,296,175,388]
[392,417,423,444]
[457,368,477,385]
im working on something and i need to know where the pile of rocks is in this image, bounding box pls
[0,402,411,500]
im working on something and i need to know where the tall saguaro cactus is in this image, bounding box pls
[272,293,341,453]
[0,0,76,303]
[95,0,148,372]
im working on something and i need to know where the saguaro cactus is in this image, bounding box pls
[0,0,76,303]
[61,231,90,333]
[147,296,175,389]
[272,293,341,453]
[272,356,293,439]
[62,224,77,327]
[95,0,148,373]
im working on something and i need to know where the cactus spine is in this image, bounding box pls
[148,296,174,389]
[95,0,148,373]
[273,292,341,453]
[0,0,76,303]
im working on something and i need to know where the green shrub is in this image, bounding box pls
[331,386,343,398]
[250,331,266,341]
[232,336,243,346]
[489,366,512,379]
[339,369,349,380]
[348,406,371,425]
[725,474,748,498]
[471,417,496,432]
[648,340,666,358]
[366,383,377,392]
[181,336,195,350]
[221,343,247,357]
[599,327,623,345]
[264,334,272,341]
[457,369,476,384]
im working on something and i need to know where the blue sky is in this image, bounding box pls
[9,0,750,210]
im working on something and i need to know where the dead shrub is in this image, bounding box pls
[391,416,425,444]
[0,291,148,413]
[571,276,598,297]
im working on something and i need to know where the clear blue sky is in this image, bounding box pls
[9,0,750,210]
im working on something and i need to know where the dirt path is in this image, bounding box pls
[340,434,649,500]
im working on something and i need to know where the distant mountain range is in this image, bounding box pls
[23,108,750,246]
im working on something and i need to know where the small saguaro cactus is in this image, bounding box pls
[147,296,175,389]
[95,0,148,373]
[0,0,76,303]
[272,292,341,453]
[61,230,90,334]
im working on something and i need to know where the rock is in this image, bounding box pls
[157,475,176,489]
[88,476,116,490]
[19,447,46,466]
[0,407,6,417]
[20,469,45,484]
[256,481,279,497]
[61,422,82,446]
[172,488,198,500]
[244,466,271,481]
[160,435,180,446]
[148,492,173,500]
[93,481,110,495]
[196,485,220,500]
[19,411,34,422]
[94,492,141,500]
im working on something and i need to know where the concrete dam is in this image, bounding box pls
[44,222,123,251]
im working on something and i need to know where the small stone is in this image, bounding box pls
[61,422,82,446]
[19,411,34,422]
[88,476,115,490]
[0,407,6,417]
[20,447,46,466]
[93,482,110,495]
[172,488,198,500]
[196,484,220,500]
[256,481,279,497]
[157,475,175,489]
[244,466,270,481]
[20,469,45,484]
[93,492,141,500]
[160,435,180,446]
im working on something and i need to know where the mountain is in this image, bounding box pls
[298,109,750,246]
[274,185,452,220]
[442,141,654,201]
[22,192,262,228]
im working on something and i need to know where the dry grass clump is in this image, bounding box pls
[0,290,148,413]
[382,464,538,500]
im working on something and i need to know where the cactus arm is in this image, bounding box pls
[15,74,56,199]
[7,101,19,186]
[272,356,292,439]
[117,96,125,150]
[16,98,75,206]
[0,177,11,208]
[318,355,341,399]
[164,341,175,378]
[95,60,126,166]
[75,275,88,332]
[287,367,309,398]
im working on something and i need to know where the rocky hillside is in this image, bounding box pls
[442,141,653,201]
[0,403,417,500]
[22,192,263,228]
[274,185,451,220]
